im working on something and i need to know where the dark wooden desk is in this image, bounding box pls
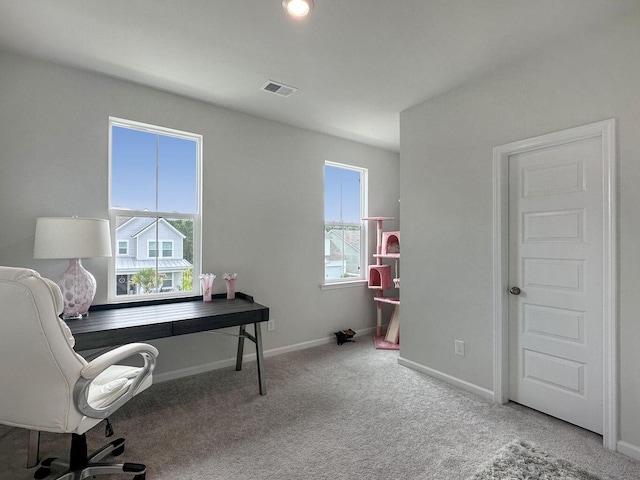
[67,292,270,395]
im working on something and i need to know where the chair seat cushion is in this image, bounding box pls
[88,365,144,408]
[75,364,154,434]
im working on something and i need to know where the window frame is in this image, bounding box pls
[117,240,128,256]
[162,272,174,290]
[162,240,173,258]
[147,239,174,259]
[108,117,202,303]
[322,160,368,287]
[148,240,158,259]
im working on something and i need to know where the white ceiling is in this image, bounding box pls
[0,0,637,152]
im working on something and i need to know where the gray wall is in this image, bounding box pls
[399,10,640,453]
[0,51,399,378]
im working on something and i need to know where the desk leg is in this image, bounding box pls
[236,325,246,371]
[255,322,266,396]
[27,430,40,468]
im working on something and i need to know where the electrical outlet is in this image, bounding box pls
[455,340,465,356]
[267,319,275,331]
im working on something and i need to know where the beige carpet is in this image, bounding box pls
[1,334,638,479]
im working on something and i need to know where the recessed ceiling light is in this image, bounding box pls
[282,0,313,18]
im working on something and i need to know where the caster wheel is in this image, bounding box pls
[33,457,55,479]
[33,467,50,480]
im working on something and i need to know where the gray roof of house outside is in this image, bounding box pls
[116,257,192,274]
[325,229,361,262]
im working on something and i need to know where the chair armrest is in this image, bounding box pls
[81,343,159,379]
[74,343,158,419]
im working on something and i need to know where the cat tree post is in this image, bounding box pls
[363,217,400,350]
[374,217,385,336]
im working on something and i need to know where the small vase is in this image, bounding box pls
[223,273,237,300]
[200,274,215,301]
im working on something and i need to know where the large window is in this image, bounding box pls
[324,161,367,283]
[109,117,202,300]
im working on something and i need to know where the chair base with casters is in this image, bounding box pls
[34,433,146,480]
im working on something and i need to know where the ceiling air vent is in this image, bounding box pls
[261,80,298,97]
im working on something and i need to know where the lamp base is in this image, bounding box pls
[56,258,96,319]
[62,311,90,320]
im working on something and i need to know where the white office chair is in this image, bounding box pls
[0,267,158,479]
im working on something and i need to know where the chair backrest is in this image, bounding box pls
[0,267,88,433]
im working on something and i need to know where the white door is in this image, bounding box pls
[508,134,604,434]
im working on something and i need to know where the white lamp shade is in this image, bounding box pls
[34,217,112,259]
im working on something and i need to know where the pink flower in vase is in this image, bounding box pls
[223,273,238,300]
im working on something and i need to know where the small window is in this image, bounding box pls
[148,241,158,258]
[148,240,174,258]
[161,272,174,291]
[324,161,368,283]
[109,118,202,300]
[117,240,128,255]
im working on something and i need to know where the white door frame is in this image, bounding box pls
[492,119,618,450]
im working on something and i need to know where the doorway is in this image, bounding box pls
[492,119,617,449]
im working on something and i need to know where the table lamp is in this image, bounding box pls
[34,217,112,319]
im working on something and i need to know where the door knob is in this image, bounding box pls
[509,286,521,295]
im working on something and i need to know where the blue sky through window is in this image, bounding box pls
[111,126,198,213]
[324,165,361,224]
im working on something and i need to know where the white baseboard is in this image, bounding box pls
[397,356,494,401]
[617,440,640,461]
[154,326,378,384]
[397,357,640,462]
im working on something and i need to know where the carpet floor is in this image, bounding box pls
[1,334,638,479]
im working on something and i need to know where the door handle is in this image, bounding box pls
[509,286,521,295]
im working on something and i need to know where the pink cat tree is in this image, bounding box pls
[363,217,400,350]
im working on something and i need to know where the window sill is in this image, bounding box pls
[106,290,197,305]
[320,280,368,291]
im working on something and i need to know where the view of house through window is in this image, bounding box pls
[324,161,367,282]
[109,118,201,299]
